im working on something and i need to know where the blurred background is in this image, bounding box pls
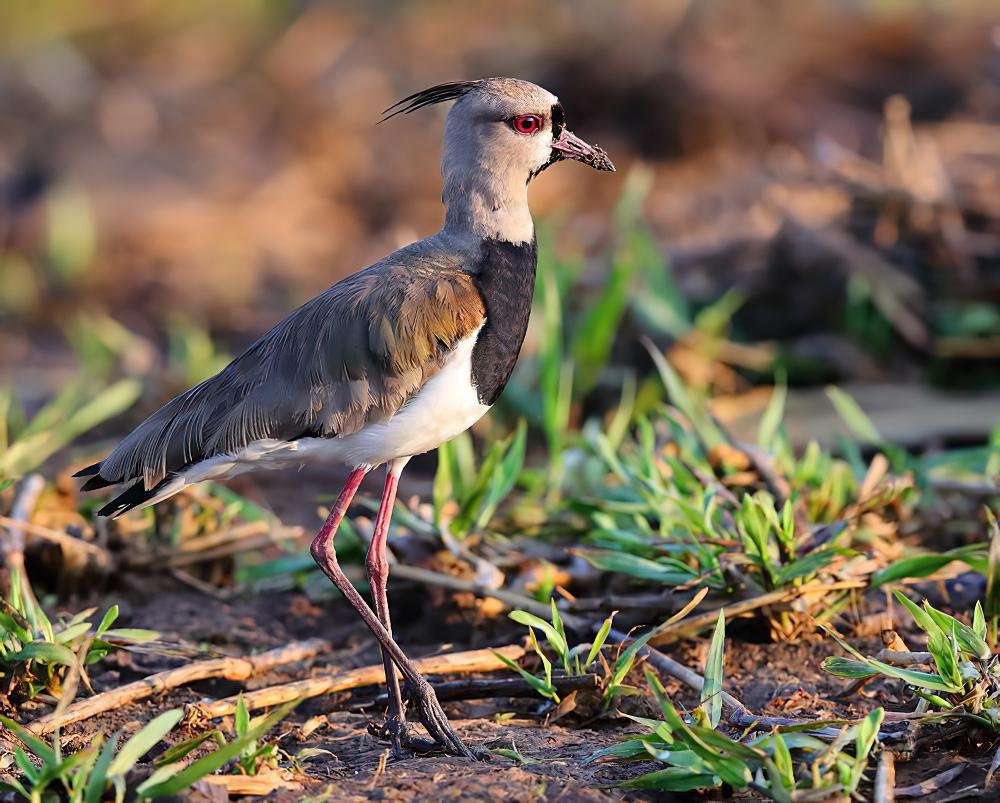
[4,5,1000,792]
[3,0,1000,500]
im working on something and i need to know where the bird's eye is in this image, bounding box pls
[511,114,542,134]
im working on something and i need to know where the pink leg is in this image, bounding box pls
[309,464,473,758]
[366,465,409,753]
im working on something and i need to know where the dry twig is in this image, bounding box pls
[1,476,46,595]
[191,644,526,719]
[390,563,591,630]
[894,762,967,798]
[875,749,896,803]
[424,672,596,702]
[647,580,867,644]
[28,638,329,734]
[0,515,112,563]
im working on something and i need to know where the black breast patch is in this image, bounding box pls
[470,237,538,406]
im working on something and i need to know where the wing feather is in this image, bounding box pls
[86,255,485,492]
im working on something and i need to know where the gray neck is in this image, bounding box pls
[441,160,533,245]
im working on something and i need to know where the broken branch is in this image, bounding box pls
[28,638,329,735]
[191,644,526,719]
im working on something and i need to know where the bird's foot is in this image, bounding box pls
[401,678,483,760]
[367,716,429,759]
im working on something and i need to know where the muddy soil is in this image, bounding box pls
[18,577,991,802]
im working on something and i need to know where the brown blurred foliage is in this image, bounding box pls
[2,0,999,394]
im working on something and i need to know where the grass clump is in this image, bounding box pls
[0,699,298,802]
[493,601,620,705]
[591,613,885,800]
[824,591,1000,728]
[1,571,157,704]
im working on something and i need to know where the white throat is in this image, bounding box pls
[441,163,534,244]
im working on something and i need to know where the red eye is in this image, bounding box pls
[511,114,542,134]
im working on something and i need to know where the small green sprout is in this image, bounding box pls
[0,708,182,803]
[823,591,1000,728]
[1,571,159,702]
[590,612,885,799]
[492,601,615,704]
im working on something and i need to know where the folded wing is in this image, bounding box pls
[78,260,485,514]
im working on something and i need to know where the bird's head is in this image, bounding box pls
[383,78,615,184]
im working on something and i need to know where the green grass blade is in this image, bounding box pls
[492,650,556,700]
[84,731,121,803]
[701,611,725,728]
[620,768,720,791]
[95,605,119,637]
[509,610,566,658]
[235,696,250,739]
[108,708,184,777]
[0,714,56,765]
[8,641,77,666]
[757,375,787,452]
[102,628,160,643]
[822,657,879,679]
[585,613,615,670]
[893,591,942,639]
[986,509,1000,625]
[872,546,986,587]
[643,337,725,449]
[825,386,882,444]
[549,598,569,671]
[137,700,298,798]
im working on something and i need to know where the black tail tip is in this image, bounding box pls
[97,478,165,518]
[81,474,116,492]
[73,462,102,478]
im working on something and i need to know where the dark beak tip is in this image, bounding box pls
[587,144,616,173]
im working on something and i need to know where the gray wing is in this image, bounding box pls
[78,256,486,498]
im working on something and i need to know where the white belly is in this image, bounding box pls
[301,326,490,466]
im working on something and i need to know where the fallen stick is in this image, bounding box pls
[135,526,306,569]
[647,580,867,645]
[419,672,596,702]
[568,590,686,613]
[874,749,896,803]
[876,649,932,667]
[177,521,270,553]
[894,762,966,798]
[28,638,328,735]
[0,513,109,559]
[606,627,751,717]
[389,563,591,631]
[0,476,47,604]
[1,476,45,557]
[191,644,525,719]
[197,774,302,796]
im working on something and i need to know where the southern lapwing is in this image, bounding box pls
[75,78,614,758]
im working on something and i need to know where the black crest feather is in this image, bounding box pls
[380,81,479,123]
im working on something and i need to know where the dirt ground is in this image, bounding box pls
[26,575,993,802]
[4,6,1000,798]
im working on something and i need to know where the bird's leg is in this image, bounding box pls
[309,465,475,759]
[364,460,415,756]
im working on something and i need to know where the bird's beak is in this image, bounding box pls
[551,129,615,172]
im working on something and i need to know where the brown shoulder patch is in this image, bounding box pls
[389,271,485,374]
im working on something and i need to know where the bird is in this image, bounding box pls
[75,77,615,759]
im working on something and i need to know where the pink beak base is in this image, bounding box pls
[551,129,615,172]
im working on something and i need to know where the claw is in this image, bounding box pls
[403,678,479,759]
[368,717,410,759]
